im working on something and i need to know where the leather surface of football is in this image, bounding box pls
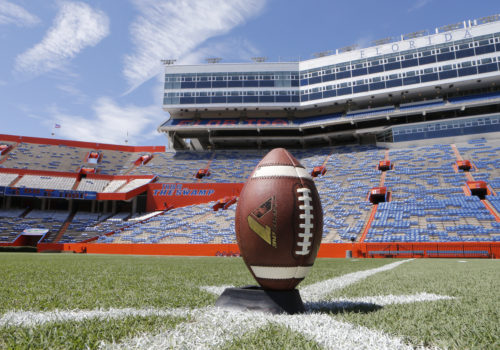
[235,148,323,290]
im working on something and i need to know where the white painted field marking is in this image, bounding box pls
[100,307,421,350]
[0,307,188,328]
[349,292,455,305]
[300,259,412,302]
[100,307,268,350]
[1,259,448,349]
[274,312,417,350]
[199,259,412,300]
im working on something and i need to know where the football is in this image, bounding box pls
[235,148,323,290]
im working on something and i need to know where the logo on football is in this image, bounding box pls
[235,148,323,290]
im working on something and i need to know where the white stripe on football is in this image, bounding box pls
[252,165,312,180]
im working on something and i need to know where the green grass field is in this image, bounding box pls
[0,253,498,349]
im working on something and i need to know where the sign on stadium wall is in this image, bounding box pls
[3,187,97,200]
[146,183,244,211]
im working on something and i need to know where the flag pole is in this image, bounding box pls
[52,123,61,137]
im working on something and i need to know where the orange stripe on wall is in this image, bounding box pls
[37,242,500,259]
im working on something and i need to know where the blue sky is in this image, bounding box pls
[0,0,497,146]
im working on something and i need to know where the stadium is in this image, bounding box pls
[1,11,499,350]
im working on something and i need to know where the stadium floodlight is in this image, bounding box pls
[312,51,332,58]
[161,59,177,65]
[371,37,393,46]
[339,44,358,53]
[403,30,427,40]
[477,14,499,24]
[206,58,222,64]
[251,57,267,62]
[438,22,463,33]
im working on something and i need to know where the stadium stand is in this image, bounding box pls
[0,140,142,175]
[1,143,89,171]
[76,178,110,192]
[0,172,18,186]
[346,107,395,119]
[102,179,127,193]
[0,209,68,243]
[59,212,112,243]
[365,143,499,242]
[88,139,499,246]
[448,91,500,104]
[127,151,211,182]
[102,204,235,244]
[399,99,445,111]
[117,178,153,192]
[0,209,26,243]
[2,139,498,246]
[16,175,75,190]
[82,212,133,241]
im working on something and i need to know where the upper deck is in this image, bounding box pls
[163,15,500,119]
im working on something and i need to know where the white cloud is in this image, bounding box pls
[15,2,109,76]
[0,1,40,27]
[408,0,433,12]
[56,83,87,103]
[124,0,266,91]
[50,97,166,145]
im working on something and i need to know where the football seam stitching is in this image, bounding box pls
[296,187,314,256]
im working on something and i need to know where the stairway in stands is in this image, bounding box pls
[52,211,77,243]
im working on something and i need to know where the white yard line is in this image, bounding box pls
[275,312,419,350]
[346,293,454,306]
[200,259,412,302]
[1,259,448,349]
[100,306,424,350]
[0,307,188,328]
[100,307,268,350]
[300,259,412,301]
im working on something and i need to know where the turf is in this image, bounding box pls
[329,259,500,350]
[222,323,322,350]
[0,253,498,349]
[0,315,185,350]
